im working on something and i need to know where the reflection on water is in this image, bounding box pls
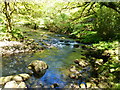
[2,34,83,87]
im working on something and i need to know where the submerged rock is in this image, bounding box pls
[73,44,80,48]
[28,60,48,78]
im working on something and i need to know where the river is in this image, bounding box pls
[2,33,84,88]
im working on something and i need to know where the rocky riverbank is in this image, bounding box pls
[0,28,55,57]
[0,40,48,56]
[67,45,120,88]
[0,60,48,89]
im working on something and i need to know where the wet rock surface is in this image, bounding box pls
[0,60,48,88]
[1,33,119,88]
[28,60,48,78]
[0,73,30,88]
[4,80,27,88]
[0,40,48,56]
[4,81,19,88]
[67,44,119,88]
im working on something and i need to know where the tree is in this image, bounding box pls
[2,0,16,33]
[66,2,120,40]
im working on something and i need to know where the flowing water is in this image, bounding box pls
[2,33,84,88]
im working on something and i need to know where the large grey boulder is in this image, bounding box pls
[28,60,48,78]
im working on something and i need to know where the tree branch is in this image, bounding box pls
[100,2,120,13]
[71,3,91,21]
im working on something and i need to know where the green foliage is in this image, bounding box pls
[94,6,120,40]
[0,25,6,33]
[93,41,119,50]
[0,25,6,40]
[112,83,120,89]
[0,1,119,88]
[82,40,120,87]
[79,31,102,43]
[11,28,24,40]
[0,25,24,40]
[44,13,73,33]
[71,22,94,34]
[1,1,120,42]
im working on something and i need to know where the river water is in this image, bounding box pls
[2,34,84,88]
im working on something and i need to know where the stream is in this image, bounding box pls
[2,34,84,88]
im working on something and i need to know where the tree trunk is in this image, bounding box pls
[4,1,12,33]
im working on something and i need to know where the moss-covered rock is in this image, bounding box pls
[28,60,48,78]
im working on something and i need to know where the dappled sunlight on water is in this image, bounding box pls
[2,34,83,87]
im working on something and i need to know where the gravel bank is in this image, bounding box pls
[0,40,44,56]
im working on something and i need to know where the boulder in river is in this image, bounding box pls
[28,60,48,78]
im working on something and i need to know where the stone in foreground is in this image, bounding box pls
[4,81,18,88]
[28,60,48,78]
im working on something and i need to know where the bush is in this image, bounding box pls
[11,28,24,40]
[94,7,120,40]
